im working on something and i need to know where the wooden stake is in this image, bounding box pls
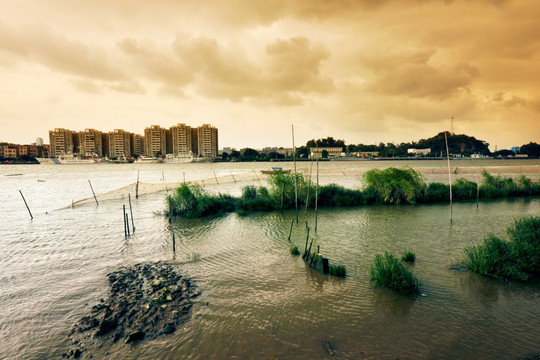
[305,158,314,213]
[476,179,480,209]
[315,158,319,233]
[162,170,165,182]
[444,131,453,224]
[172,233,176,252]
[304,227,310,254]
[213,170,219,185]
[252,170,262,185]
[126,213,130,236]
[305,238,313,261]
[292,124,298,224]
[123,205,127,237]
[183,171,186,184]
[88,180,99,206]
[135,170,140,199]
[230,172,237,183]
[128,193,135,232]
[19,190,33,220]
[287,219,294,242]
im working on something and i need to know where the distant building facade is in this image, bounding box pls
[49,128,76,157]
[170,123,193,158]
[78,129,103,157]
[107,129,132,159]
[196,124,218,158]
[144,125,167,157]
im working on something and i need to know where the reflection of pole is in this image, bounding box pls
[19,190,33,220]
[315,158,319,233]
[123,205,127,238]
[292,125,298,224]
[88,180,99,206]
[444,131,453,224]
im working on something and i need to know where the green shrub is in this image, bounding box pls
[329,264,347,277]
[237,185,276,211]
[424,182,449,203]
[464,217,540,281]
[318,184,364,207]
[401,251,416,263]
[290,246,300,256]
[479,170,516,199]
[166,183,236,218]
[369,252,420,295]
[364,168,426,204]
[453,178,478,201]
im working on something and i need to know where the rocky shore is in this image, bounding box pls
[63,261,199,359]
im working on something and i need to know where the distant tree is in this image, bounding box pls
[221,152,229,161]
[242,148,259,160]
[267,151,283,160]
[492,149,515,158]
[296,146,310,158]
[230,150,241,160]
[321,149,329,159]
[519,142,540,157]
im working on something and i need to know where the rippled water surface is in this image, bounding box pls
[1,161,539,359]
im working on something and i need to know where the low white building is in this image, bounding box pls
[407,148,431,156]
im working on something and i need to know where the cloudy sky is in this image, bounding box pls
[0,0,538,150]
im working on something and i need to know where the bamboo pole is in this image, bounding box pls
[292,125,298,224]
[252,170,262,185]
[88,180,99,206]
[123,205,127,237]
[19,190,33,219]
[230,172,237,183]
[126,213,130,236]
[315,158,319,233]
[476,178,480,209]
[172,233,176,252]
[305,157,314,214]
[305,238,313,261]
[135,170,140,199]
[213,170,219,185]
[183,171,186,184]
[287,219,294,242]
[304,227,310,254]
[129,193,135,232]
[444,131,453,224]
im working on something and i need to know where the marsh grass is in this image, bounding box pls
[364,168,426,204]
[369,252,420,296]
[464,217,540,281]
[290,246,300,256]
[329,264,347,277]
[401,251,416,263]
[166,183,236,218]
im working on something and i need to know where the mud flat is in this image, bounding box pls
[63,261,199,359]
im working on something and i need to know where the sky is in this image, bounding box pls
[0,0,539,151]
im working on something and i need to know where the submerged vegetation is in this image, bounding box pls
[401,251,416,263]
[329,264,347,277]
[369,252,420,296]
[165,168,540,218]
[290,246,300,256]
[464,217,540,282]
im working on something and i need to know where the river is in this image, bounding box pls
[1,160,539,359]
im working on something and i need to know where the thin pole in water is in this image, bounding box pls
[304,227,310,254]
[476,178,480,209]
[123,205,127,238]
[19,190,33,220]
[129,193,135,232]
[172,233,176,252]
[183,171,186,184]
[444,131,453,224]
[126,213,130,236]
[287,219,294,242]
[230,172,237,183]
[88,180,98,206]
[162,170,165,182]
[280,183,285,213]
[213,170,219,185]
[305,157,314,214]
[252,170,262,186]
[136,170,140,199]
[315,158,319,233]
[292,124,298,224]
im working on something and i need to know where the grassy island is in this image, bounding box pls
[464,217,540,282]
[164,168,540,218]
[369,252,420,296]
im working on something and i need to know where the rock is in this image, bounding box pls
[126,331,145,343]
[73,349,81,358]
[96,317,117,336]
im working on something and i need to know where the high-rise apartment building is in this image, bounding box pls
[144,125,167,157]
[49,128,76,157]
[78,129,104,157]
[170,123,193,158]
[131,134,144,156]
[197,124,218,158]
[107,129,132,159]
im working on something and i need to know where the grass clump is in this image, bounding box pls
[166,183,236,218]
[290,246,300,256]
[464,217,540,281]
[364,167,426,204]
[329,264,347,277]
[237,185,276,211]
[401,251,416,263]
[369,252,420,296]
[318,184,364,207]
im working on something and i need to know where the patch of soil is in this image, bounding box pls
[63,261,199,358]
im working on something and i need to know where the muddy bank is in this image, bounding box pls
[63,261,199,359]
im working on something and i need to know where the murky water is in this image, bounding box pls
[1,161,539,359]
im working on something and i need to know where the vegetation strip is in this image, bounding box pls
[165,168,540,218]
[463,217,540,282]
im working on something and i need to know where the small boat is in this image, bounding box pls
[261,167,291,174]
